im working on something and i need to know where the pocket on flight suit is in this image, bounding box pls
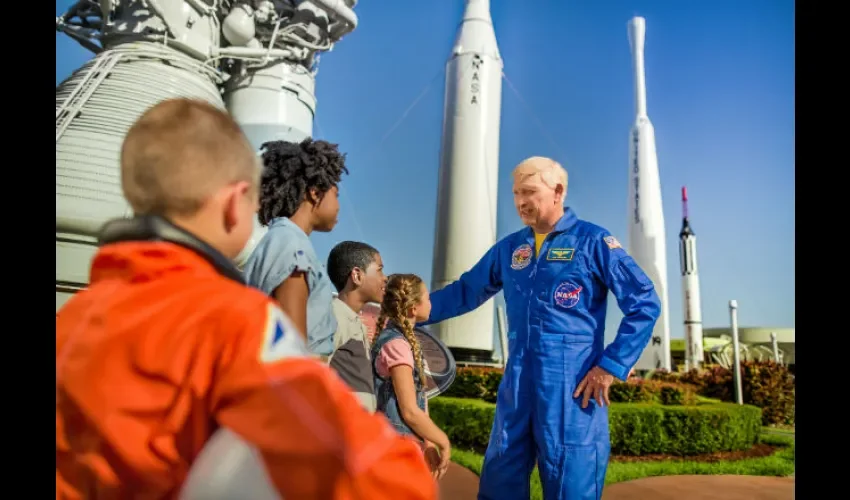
[535,333,596,448]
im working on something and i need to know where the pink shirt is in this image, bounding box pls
[376,338,415,378]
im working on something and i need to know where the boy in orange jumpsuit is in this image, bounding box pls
[56,98,436,500]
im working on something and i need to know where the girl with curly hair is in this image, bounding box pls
[243,138,348,357]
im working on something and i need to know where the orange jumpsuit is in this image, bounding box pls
[56,241,436,500]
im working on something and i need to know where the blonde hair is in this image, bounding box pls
[376,274,426,390]
[120,98,260,217]
[512,156,568,194]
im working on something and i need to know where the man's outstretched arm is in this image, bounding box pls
[420,243,504,326]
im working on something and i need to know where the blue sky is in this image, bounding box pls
[56,0,795,345]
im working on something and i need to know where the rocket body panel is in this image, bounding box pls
[225,61,318,267]
[682,274,705,369]
[626,17,671,371]
[431,0,502,356]
[628,120,671,371]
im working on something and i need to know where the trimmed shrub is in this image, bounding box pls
[608,403,761,455]
[442,367,503,403]
[430,397,762,456]
[673,362,795,426]
[429,397,496,451]
[646,368,680,383]
[447,367,698,406]
[608,379,656,404]
[594,379,698,406]
[656,382,698,406]
[741,361,795,426]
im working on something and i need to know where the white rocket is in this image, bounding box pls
[626,16,671,371]
[430,0,502,363]
[679,186,704,370]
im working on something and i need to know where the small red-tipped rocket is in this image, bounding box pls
[679,186,704,369]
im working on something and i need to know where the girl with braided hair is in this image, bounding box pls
[373,274,452,481]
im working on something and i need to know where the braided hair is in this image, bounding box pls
[376,274,426,390]
[257,138,349,225]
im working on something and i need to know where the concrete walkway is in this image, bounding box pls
[601,475,794,500]
[437,467,794,500]
[438,463,480,500]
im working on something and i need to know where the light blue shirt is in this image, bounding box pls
[243,217,337,356]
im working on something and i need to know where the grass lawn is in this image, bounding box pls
[763,425,795,435]
[450,434,794,500]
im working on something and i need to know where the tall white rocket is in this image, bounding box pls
[679,186,704,370]
[430,0,502,362]
[627,16,671,371]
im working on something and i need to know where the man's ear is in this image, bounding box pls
[554,184,565,204]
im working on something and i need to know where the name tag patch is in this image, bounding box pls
[546,248,575,261]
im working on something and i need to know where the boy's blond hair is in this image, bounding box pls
[120,99,260,217]
[512,156,568,194]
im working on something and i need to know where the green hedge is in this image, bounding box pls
[445,367,698,406]
[608,379,698,406]
[430,397,762,456]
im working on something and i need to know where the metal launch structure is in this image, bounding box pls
[56,0,359,312]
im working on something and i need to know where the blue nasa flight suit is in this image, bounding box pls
[423,207,661,500]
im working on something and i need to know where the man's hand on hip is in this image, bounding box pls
[573,366,615,408]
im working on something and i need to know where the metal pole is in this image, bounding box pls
[729,300,743,405]
[770,331,780,364]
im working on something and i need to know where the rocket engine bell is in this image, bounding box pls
[430,0,503,362]
[55,0,359,309]
[626,16,672,371]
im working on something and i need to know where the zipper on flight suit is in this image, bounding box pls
[526,231,556,350]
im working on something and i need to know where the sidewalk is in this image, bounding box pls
[601,475,795,500]
[436,466,794,500]
[437,463,479,500]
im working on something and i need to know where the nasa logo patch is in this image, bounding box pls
[553,281,583,309]
[604,236,622,250]
[259,303,309,363]
[511,244,533,270]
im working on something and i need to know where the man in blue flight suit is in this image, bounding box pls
[421,157,661,500]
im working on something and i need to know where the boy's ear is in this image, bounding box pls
[350,267,363,286]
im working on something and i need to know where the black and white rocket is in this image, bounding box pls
[679,186,704,370]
